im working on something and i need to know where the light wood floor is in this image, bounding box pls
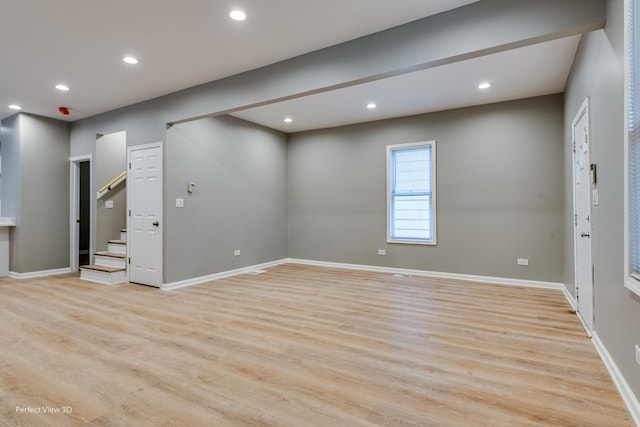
[0,263,633,426]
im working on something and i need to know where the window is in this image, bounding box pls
[387,141,436,245]
[627,0,640,295]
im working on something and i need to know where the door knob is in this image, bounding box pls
[152,221,159,227]
[580,232,590,238]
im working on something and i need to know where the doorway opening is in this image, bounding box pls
[70,155,93,272]
[79,161,90,266]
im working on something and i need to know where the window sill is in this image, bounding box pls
[625,275,640,298]
[387,239,437,246]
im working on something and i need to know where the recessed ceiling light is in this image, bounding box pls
[8,104,21,110]
[478,82,491,89]
[123,56,139,65]
[230,10,246,21]
[56,84,70,91]
[367,103,377,109]
[284,117,293,123]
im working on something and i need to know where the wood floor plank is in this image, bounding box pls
[0,264,633,426]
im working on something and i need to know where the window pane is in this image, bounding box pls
[388,142,435,243]
[392,194,432,240]
[393,147,430,193]
[631,0,640,273]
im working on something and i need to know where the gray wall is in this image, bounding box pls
[288,95,565,283]
[164,115,288,283]
[1,114,21,220]
[564,0,640,404]
[1,114,22,271]
[96,131,126,250]
[1,114,70,273]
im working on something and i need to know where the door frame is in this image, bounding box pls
[126,141,164,286]
[69,155,94,272]
[571,97,594,334]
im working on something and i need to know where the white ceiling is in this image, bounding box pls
[231,35,582,133]
[0,0,479,123]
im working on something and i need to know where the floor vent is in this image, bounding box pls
[393,273,412,279]
[246,270,267,275]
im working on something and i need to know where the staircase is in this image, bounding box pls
[80,229,127,285]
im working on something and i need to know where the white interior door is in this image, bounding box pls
[572,99,594,332]
[128,143,163,287]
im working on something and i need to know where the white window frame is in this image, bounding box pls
[386,140,437,245]
[625,0,640,296]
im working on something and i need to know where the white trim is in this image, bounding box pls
[558,284,593,339]
[128,141,163,152]
[625,0,640,299]
[626,275,640,296]
[286,258,564,290]
[69,155,93,272]
[561,285,578,311]
[161,259,288,291]
[69,155,92,162]
[592,332,640,426]
[161,257,566,292]
[386,140,437,246]
[9,267,72,280]
[625,0,631,292]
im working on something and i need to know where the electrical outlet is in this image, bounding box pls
[517,258,529,266]
[105,200,114,209]
[234,249,241,256]
[176,198,184,208]
[378,249,386,256]
[635,345,640,366]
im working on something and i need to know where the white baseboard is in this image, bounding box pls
[285,258,565,290]
[161,259,288,291]
[561,285,577,311]
[160,257,565,292]
[591,332,640,426]
[9,267,72,280]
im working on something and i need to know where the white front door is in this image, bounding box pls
[128,143,163,287]
[572,99,594,332]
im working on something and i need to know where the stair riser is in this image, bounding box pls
[95,255,126,269]
[120,231,127,241]
[80,269,127,285]
[108,243,126,254]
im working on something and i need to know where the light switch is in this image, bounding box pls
[592,189,599,206]
[105,200,114,209]
[176,198,184,208]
